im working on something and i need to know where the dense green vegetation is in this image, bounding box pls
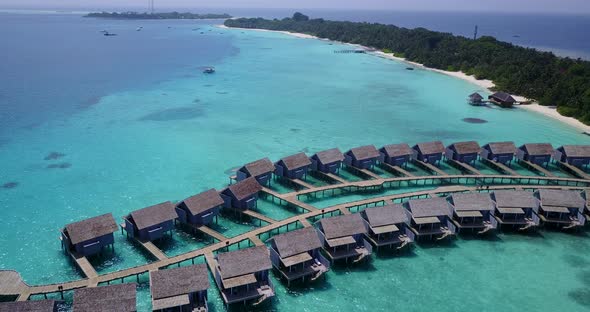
[225,13,590,124]
[85,11,231,19]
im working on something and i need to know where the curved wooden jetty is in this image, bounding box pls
[2,160,590,302]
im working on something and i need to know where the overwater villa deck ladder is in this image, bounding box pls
[477,222,495,235]
[518,219,537,231]
[397,236,412,250]
[252,285,274,306]
[436,228,454,241]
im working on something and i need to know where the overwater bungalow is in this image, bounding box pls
[214,246,275,306]
[481,142,517,165]
[61,213,118,257]
[468,92,484,105]
[445,141,481,165]
[274,153,312,180]
[406,197,456,241]
[491,190,540,230]
[176,189,224,227]
[516,143,554,167]
[488,91,516,107]
[316,214,372,264]
[554,145,590,168]
[361,204,415,250]
[379,143,413,167]
[236,158,275,186]
[310,148,344,174]
[535,189,586,229]
[268,227,330,285]
[73,283,137,312]
[344,145,380,169]
[123,201,177,241]
[412,141,445,165]
[150,264,209,312]
[0,300,58,312]
[448,193,497,234]
[220,177,262,210]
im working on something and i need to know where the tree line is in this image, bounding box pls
[225,13,590,125]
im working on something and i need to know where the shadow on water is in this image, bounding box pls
[46,162,72,169]
[374,246,418,260]
[462,117,488,124]
[568,288,590,308]
[2,182,19,189]
[44,151,66,160]
[139,106,204,121]
[458,232,504,242]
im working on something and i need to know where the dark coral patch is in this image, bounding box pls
[44,152,66,161]
[139,106,204,121]
[569,288,590,307]
[47,162,72,169]
[2,182,19,189]
[462,117,488,124]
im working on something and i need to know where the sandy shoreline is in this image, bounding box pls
[219,25,590,133]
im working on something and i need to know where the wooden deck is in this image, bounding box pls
[291,179,314,189]
[447,160,482,175]
[481,159,519,176]
[558,161,590,180]
[414,160,448,176]
[195,225,228,242]
[70,253,98,279]
[242,210,278,224]
[381,162,415,177]
[3,171,590,300]
[138,240,168,261]
[520,160,555,177]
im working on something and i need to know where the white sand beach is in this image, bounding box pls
[219,24,590,133]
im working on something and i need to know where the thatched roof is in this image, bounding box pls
[493,190,538,209]
[270,227,322,258]
[319,213,367,239]
[242,158,275,177]
[414,141,445,155]
[226,177,262,201]
[469,93,483,100]
[217,246,271,279]
[407,197,452,217]
[65,213,118,245]
[150,264,209,300]
[449,141,481,154]
[520,143,553,156]
[485,142,516,155]
[381,143,413,158]
[347,145,380,161]
[0,300,57,312]
[537,189,585,209]
[73,283,136,312]
[560,145,590,158]
[180,189,224,216]
[489,92,516,103]
[362,204,410,227]
[449,193,494,211]
[129,201,177,230]
[313,148,344,165]
[278,153,312,170]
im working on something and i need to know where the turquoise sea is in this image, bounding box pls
[1,12,590,311]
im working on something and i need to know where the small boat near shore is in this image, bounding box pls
[203,67,215,74]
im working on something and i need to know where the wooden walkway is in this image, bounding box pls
[325,173,348,183]
[481,159,518,176]
[195,225,228,242]
[381,163,415,177]
[242,210,277,224]
[414,160,448,176]
[249,235,265,246]
[521,160,555,177]
[448,160,482,175]
[291,178,314,189]
[138,240,168,261]
[3,172,590,300]
[71,253,98,279]
[359,168,382,179]
[558,162,590,180]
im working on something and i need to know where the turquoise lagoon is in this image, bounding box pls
[1,14,590,311]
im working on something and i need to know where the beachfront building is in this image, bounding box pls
[61,213,118,257]
[0,300,58,312]
[445,141,481,165]
[412,141,445,165]
[344,145,380,170]
[310,148,344,174]
[73,283,137,312]
[274,153,312,180]
[481,142,517,165]
[176,189,224,227]
[516,143,554,167]
[379,143,413,167]
[491,190,540,230]
[150,264,209,312]
[488,91,516,107]
[220,177,262,210]
[361,204,415,250]
[554,145,590,168]
[406,197,456,241]
[535,189,586,229]
[268,227,330,286]
[236,158,275,186]
[123,201,177,241]
[468,92,484,105]
[448,193,497,234]
[316,214,372,264]
[214,246,275,306]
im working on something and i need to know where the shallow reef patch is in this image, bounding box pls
[568,288,590,307]
[139,106,204,121]
[44,152,66,161]
[2,182,19,189]
[47,162,72,169]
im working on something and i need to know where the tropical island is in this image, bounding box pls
[225,13,590,125]
[85,11,232,19]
